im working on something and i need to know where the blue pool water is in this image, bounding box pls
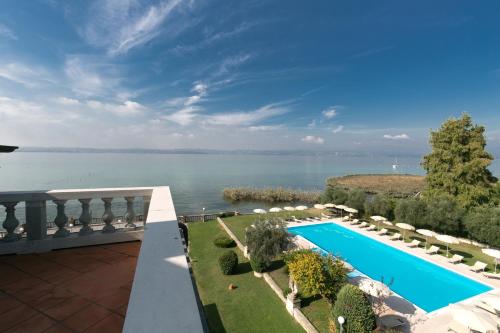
[289,223,492,312]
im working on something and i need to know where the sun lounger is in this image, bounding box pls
[321,213,332,218]
[342,216,350,222]
[349,219,360,225]
[358,222,369,228]
[425,245,439,255]
[448,254,464,264]
[291,216,302,223]
[483,272,500,279]
[312,216,321,221]
[389,233,401,241]
[366,224,376,231]
[407,239,421,248]
[470,261,488,273]
[377,228,388,235]
[379,315,405,330]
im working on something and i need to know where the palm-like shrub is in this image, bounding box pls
[218,251,238,275]
[331,284,376,333]
[245,218,290,271]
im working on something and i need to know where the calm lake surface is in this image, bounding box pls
[0,152,498,216]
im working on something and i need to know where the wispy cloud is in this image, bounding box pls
[247,125,284,131]
[322,106,338,119]
[86,100,146,116]
[0,62,53,88]
[383,133,410,140]
[82,0,186,56]
[350,46,394,59]
[162,106,201,126]
[332,125,344,133]
[0,24,17,40]
[301,135,325,144]
[204,102,289,126]
[55,97,80,106]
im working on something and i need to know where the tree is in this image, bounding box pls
[346,189,367,215]
[364,194,395,220]
[426,196,465,235]
[245,218,290,270]
[286,250,348,302]
[464,207,500,247]
[321,185,348,204]
[394,199,428,228]
[422,113,496,208]
[331,284,376,333]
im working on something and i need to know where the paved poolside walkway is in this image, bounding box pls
[288,218,500,332]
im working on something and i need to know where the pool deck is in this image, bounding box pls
[288,218,500,332]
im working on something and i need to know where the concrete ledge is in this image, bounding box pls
[124,187,204,333]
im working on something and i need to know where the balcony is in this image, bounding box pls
[0,186,204,333]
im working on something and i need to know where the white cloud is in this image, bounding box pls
[248,125,283,131]
[55,97,80,106]
[0,24,17,40]
[301,135,325,144]
[204,102,288,126]
[86,100,146,116]
[0,62,53,88]
[332,125,344,133]
[163,106,201,126]
[83,0,184,56]
[216,53,253,76]
[383,133,410,140]
[322,107,338,119]
[64,56,107,97]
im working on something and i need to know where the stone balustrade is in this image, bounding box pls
[0,187,154,254]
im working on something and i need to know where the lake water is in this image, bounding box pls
[0,152,498,217]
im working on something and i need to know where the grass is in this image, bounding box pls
[188,220,304,333]
[222,210,333,333]
[327,174,425,197]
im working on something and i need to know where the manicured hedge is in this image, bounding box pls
[213,236,236,248]
[331,284,376,333]
[218,251,238,275]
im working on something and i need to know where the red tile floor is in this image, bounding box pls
[0,241,141,332]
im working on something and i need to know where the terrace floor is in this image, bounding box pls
[0,241,140,333]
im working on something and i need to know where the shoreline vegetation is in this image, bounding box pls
[223,187,322,203]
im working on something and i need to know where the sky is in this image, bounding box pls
[0,0,500,154]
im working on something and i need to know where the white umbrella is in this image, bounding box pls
[382,221,394,226]
[416,229,437,249]
[283,206,295,211]
[395,223,415,240]
[449,303,498,333]
[253,208,267,214]
[324,203,335,208]
[482,248,500,273]
[436,234,459,257]
[314,204,325,209]
[269,207,282,213]
[371,215,387,230]
[295,205,308,211]
[358,278,391,298]
[480,294,500,312]
[336,205,348,210]
[344,207,358,214]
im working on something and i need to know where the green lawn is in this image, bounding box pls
[188,220,304,333]
[222,210,332,333]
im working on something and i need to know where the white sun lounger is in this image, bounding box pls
[470,261,488,273]
[349,219,360,225]
[321,213,332,218]
[389,233,401,241]
[425,245,439,255]
[358,222,369,228]
[366,224,376,231]
[407,239,421,248]
[342,215,350,222]
[448,254,464,264]
[291,216,302,223]
[377,228,388,235]
[483,272,500,279]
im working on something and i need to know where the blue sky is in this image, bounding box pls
[0,0,500,154]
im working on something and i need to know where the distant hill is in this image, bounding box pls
[327,174,425,197]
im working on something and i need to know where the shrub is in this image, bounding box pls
[250,257,266,273]
[213,236,236,248]
[346,189,367,215]
[246,218,290,269]
[331,284,376,333]
[394,198,428,228]
[218,251,238,275]
[286,250,348,302]
[222,187,321,203]
[426,196,465,235]
[364,194,395,220]
[322,186,348,204]
[465,207,500,247]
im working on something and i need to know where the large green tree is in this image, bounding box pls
[422,113,496,208]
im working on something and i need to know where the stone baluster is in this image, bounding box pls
[101,198,115,233]
[124,197,136,230]
[78,199,93,235]
[2,202,21,242]
[53,200,69,238]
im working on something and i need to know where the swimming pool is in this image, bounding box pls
[288,223,492,312]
